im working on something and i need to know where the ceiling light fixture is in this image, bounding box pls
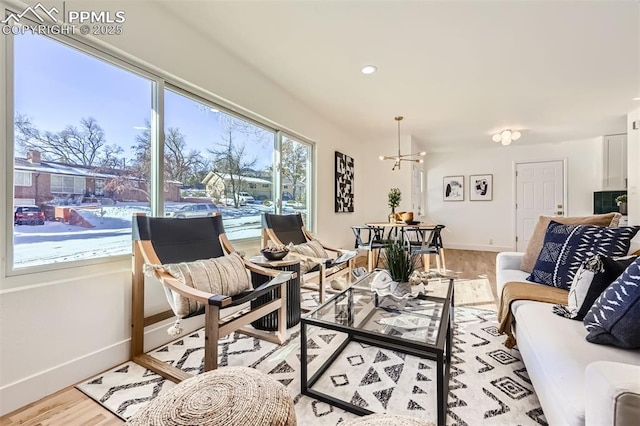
[361,65,377,74]
[492,129,521,146]
[379,116,426,170]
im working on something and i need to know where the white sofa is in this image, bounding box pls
[496,251,640,426]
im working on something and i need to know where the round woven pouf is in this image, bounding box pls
[341,414,434,426]
[125,366,296,426]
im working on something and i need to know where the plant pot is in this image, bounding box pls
[619,202,627,215]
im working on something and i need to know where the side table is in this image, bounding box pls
[249,255,301,330]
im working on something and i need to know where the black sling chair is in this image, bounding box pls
[132,213,289,382]
[262,212,355,306]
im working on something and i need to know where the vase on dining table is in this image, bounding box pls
[388,208,396,223]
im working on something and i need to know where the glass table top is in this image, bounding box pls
[306,272,453,347]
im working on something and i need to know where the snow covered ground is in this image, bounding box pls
[13,202,305,269]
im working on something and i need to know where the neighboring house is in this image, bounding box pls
[13,150,181,206]
[202,172,272,200]
[201,172,306,201]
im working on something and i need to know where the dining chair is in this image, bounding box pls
[351,225,387,272]
[132,213,290,382]
[262,212,355,305]
[402,224,447,274]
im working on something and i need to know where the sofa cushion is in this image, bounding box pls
[584,257,640,349]
[514,301,640,426]
[527,222,639,290]
[521,213,621,273]
[554,255,637,321]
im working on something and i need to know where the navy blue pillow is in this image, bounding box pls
[527,221,639,289]
[583,256,640,348]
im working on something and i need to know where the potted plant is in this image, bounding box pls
[383,239,416,283]
[387,188,402,223]
[615,194,628,215]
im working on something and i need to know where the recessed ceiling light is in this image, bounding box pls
[361,65,377,75]
[634,97,640,101]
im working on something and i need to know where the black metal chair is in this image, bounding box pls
[132,213,289,382]
[351,225,387,271]
[262,212,355,305]
[402,224,447,273]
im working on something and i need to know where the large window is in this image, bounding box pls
[163,89,276,239]
[12,33,152,269]
[50,175,86,194]
[8,30,314,272]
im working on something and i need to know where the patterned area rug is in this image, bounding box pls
[77,306,547,425]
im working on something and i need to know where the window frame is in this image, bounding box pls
[13,170,31,187]
[4,11,316,277]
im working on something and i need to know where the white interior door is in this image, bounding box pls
[516,160,565,251]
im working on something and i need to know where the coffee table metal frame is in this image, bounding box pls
[300,275,454,426]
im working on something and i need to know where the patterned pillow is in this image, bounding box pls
[553,255,637,321]
[521,213,622,273]
[289,240,329,274]
[583,257,640,348]
[148,252,251,318]
[527,221,639,289]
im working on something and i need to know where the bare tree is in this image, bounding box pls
[131,120,204,184]
[281,138,308,201]
[14,114,121,167]
[208,116,258,207]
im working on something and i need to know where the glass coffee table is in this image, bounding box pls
[301,271,454,426]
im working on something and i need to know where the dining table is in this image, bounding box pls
[363,221,446,273]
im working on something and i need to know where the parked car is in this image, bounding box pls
[238,192,255,204]
[219,196,246,207]
[168,203,219,218]
[14,206,45,225]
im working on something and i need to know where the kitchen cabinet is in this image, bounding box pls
[603,134,627,190]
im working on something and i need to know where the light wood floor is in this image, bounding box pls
[0,249,498,426]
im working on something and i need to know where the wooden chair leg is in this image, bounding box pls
[439,248,447,274]
[435,253,442,274]
[204,304,220,372]
[367,251,374,272]
[319,265,326,304]
[422,253,429,272]
[277,282,287,342]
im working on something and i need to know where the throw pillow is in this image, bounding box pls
[521,213,622,273]
[147,252,251,318]
[552,255,637,321]
[527,221,639,289]
[289,240,329,274]
[583,256,640,349]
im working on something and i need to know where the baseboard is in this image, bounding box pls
[0,315,204,416]
[445,243,513,253]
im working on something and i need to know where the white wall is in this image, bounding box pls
[0,1,366,414]
[425,137,603,252]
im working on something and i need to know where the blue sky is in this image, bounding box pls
[14,33,274,170]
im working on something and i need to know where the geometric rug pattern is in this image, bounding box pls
[77,306,547,425]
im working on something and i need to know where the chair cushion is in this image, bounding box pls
[521,213,621,273]
[290,240,329,274]
[554,255,637,321]
[153,252,252,317]
[584,256,640,348]
[527,221,639,290]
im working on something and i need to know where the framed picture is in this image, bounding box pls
[443,176,464,201]
[470,174,493,201]
[335,151,354,212]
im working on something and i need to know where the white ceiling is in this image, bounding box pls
[162,0,639,152]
